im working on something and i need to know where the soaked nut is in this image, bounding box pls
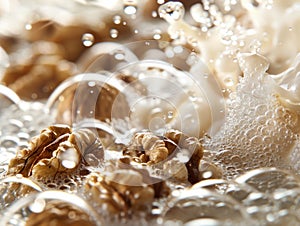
[105,157,170,199]
[54,81,130,125]
[0,180,39,209]
[198,160,223,180]
[24,20,104,61]
[123,129,203,184]
[84,170,155,216]
[51,69,132,126]
[164,130,203,184]
[1,42,75,100]
[25,201,97,226]
[163,159,188,181]
[123,131,169,164]
[7,125,103,180]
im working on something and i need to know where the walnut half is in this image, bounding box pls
[123,129,204,184]
[7,125,103,181]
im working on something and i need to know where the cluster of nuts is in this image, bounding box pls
[5,124,223,222]
[1,41,76,101]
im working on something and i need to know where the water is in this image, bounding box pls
[1,0,300,225]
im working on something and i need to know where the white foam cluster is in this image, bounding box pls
[206,53,300,179]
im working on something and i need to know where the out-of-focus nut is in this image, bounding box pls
[54,82,130,125]
[198,160,223,180]
[1,42,75,100]
[7,125,103,180]
[25,201,97,226]
[84,170,155,216]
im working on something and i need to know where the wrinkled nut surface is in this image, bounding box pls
[7,125,103,180]
[0,182,38,209]
[1,41,75,100]
[25,201,97,226]
[123,129,203,184]
[84,170,155,216]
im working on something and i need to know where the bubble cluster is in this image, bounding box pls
[205,55,299,179]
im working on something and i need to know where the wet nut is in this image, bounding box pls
[198,160,223,180]
[123,129,203,184]
[55,82,130,125]
[7,125,103,180]
[25,201,97,226]
[123,131,169,164]
[163,159,188,182]
[1,42,75,100]
[84,170,155,216]
[0,181,38,209]
[24,20,104,61]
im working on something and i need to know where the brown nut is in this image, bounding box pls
[25,201,97,226]
[7,125,103,181]
[84,170,155,217]
[198,160,223,180]
[54,81,130,125]
[123,129,203,184]
[1,41,75,101]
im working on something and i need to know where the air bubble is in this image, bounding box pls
[29,198,46,213]
[113,15,122,24]
[59,148,79,169]
[82,33,95,47]
[88,81,96,87]
[25,23,32,30]
[167,111,173,119]
[152,11,158,18]
[153,29,162,40]
[110,29,119,38]
[114,51,125,60]
[124,5,137,15]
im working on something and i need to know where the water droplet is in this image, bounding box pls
[25,23,32,30]
[167,111,173,119]
[60,148,79,169]
[88,81,96,87]
[29,198,46,213]
[173,45,183,54]
[82,33,94,47]
[114,51,125,60]
[157,0,165,4]
[113,15,122,24]
[152,11,158,18]
[124,5,137,15]
[134,29,139,34]
[153,29,162,40]
[110,29,119,39]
